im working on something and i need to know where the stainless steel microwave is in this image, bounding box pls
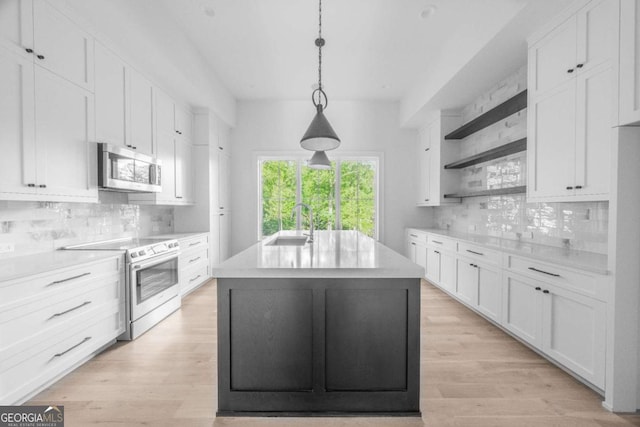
[98,143,162,193]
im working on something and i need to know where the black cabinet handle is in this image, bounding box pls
[220,213,225,216]
[566,186,573,190]
[543,290,550,294]
[535,287,542,291]
[218,146,224,150]
[27,183,36,187]
[434,251,440,254]
[39,184,46,188]
[528,267,560,277]
[424,199,429,202]
[575,185,583,189]
[425,148,430,151]
[466,249,484,256]
[25,48,33,54]
[411,242,416,246]
[36,54,45,60]
[219,206,224,210]
[576,63,584,68]
[567,68,574,73]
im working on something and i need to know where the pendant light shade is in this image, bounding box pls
[308,150,332,169]
[301,105,340,151]
[301,0,340,151]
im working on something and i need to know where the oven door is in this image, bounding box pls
[129,252,179,322]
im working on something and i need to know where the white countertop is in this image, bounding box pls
[0,251,123,282]
[213,230,424,279]
[407,228,609,275]
[147,231,209,240]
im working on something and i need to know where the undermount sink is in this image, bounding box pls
[266,236,309,246]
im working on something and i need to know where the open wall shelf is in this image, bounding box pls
[444,138,527,169]
[444,185,526,199]
[445,90,528,140]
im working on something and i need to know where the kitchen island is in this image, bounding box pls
[212,230,423,416]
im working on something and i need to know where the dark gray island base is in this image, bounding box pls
[216,277,421,416]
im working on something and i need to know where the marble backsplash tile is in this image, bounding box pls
[0,196,174,259]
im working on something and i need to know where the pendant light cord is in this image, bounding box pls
[318,0,322,91]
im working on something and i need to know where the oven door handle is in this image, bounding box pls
[130,252,179,270]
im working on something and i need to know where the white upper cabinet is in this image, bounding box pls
[619,0,640,125]
[0,0,34,58]
[174,105,193,141]
[32,1,94,91]
[129,68,155,155]
[528,0,618,202]
[94,41,127,147]
[416,127,431,206]
[174,138,194,202]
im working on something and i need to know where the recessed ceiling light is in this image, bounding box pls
[420,5,437,20]
[202,6,216,17]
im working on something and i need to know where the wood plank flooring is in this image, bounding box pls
[29,279,640,426]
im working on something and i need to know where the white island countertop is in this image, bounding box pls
[213,230,424,279]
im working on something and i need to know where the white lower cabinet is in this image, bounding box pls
[405,229,608,391]
[503,271,606,389]
[178,234,211,296]
[0,256,124,404]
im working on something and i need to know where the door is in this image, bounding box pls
[174,139,193,202]
[34,68,96,199]
[541,285,606,389]
[439,250,456,294]
[0,46,37,197]
[155,88,175,136]
[219,212,231,263]
[619,0,640,125]
[476,263,501,323]
[32,0,93,91]
[456,258,478,306]
[156,132,176,203]
[129,68,155,155]
[528,81,576,200]
[174,106,193,141]
[0,0,34,58]
[425,248,440,284]
[417,126,431,205]
[574,62,612,199]
[528,14,577,97]
[502,273,543,348]
[218,151,231,211]
[576,0,619,74]
[130,254,179,321]
[94,42,127,147]
[407,240,417,263]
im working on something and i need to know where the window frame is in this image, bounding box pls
[256,151,383,241]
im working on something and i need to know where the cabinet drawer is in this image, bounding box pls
[181,264,209,296]
[180,234,209,252]
[407,229,428,244]
[505,255,604,300]
[0,274,121,352]
[427,235,456,251]
[180,247,208,270]
[0,308,120,404]
[458,241,501,265]
[0,257,119,309]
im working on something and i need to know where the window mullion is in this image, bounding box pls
[335,159,341,230]
[296,160,302,229]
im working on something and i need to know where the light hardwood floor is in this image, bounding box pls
[29,279,640,426]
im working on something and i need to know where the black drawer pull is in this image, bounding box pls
[535,287,541,291]
[575,185,583,189]
[466,249,484,256]
[47,272,91,287]
[543,289,550,294]
[425,148,430,151]
[189,256,201,264]
[528,267,560,277]
[434,251,440,254]
[36,54,45,60]
[576,63,584,68]
[25,48,33,54]
[424,199,429,202]
[52,337,92,359]
[411,242,416,246]
[189,274,202,283]
[567,68,574,73]
[27,183,36,187]
[39,184,46,188]
[218,146,224,150]
[566,186,573,190]
[48,301,92,320]
[432,240,443,245]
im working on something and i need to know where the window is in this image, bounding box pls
[259,156,379,239]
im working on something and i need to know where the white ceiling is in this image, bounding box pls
[157,0,539,101]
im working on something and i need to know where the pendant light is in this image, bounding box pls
[308,150,332,169]
[300,0,340,151]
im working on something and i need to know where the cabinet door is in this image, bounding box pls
[476,263,501,323]
[416,126,431,206]
[129,68,155,155]
[541,285,606,389]
[32,1,93,91]
[415,244,427,275]
[174,139,194,203]
[456,259,478,306]
[529,15,577,96]
[574,62,612,199]
[425,248,440,284]
[94,42,127,146]
[0,0,33,58]
[576,0,619,73]
[155,88,175,136]
[175,105,193,141]
[439,251,456,294]
[0,47,37,198]
[619,0,640,125]
[34,68,96,200]
[406,240,417,263]
[527,82,576,201]
[218,151,231,211]
[502,274,543,348]
[211,213,221,266]
[219,212,230,263]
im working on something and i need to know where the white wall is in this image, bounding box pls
[230,100,430,255]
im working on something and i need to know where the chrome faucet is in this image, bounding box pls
[291,203,314,242]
